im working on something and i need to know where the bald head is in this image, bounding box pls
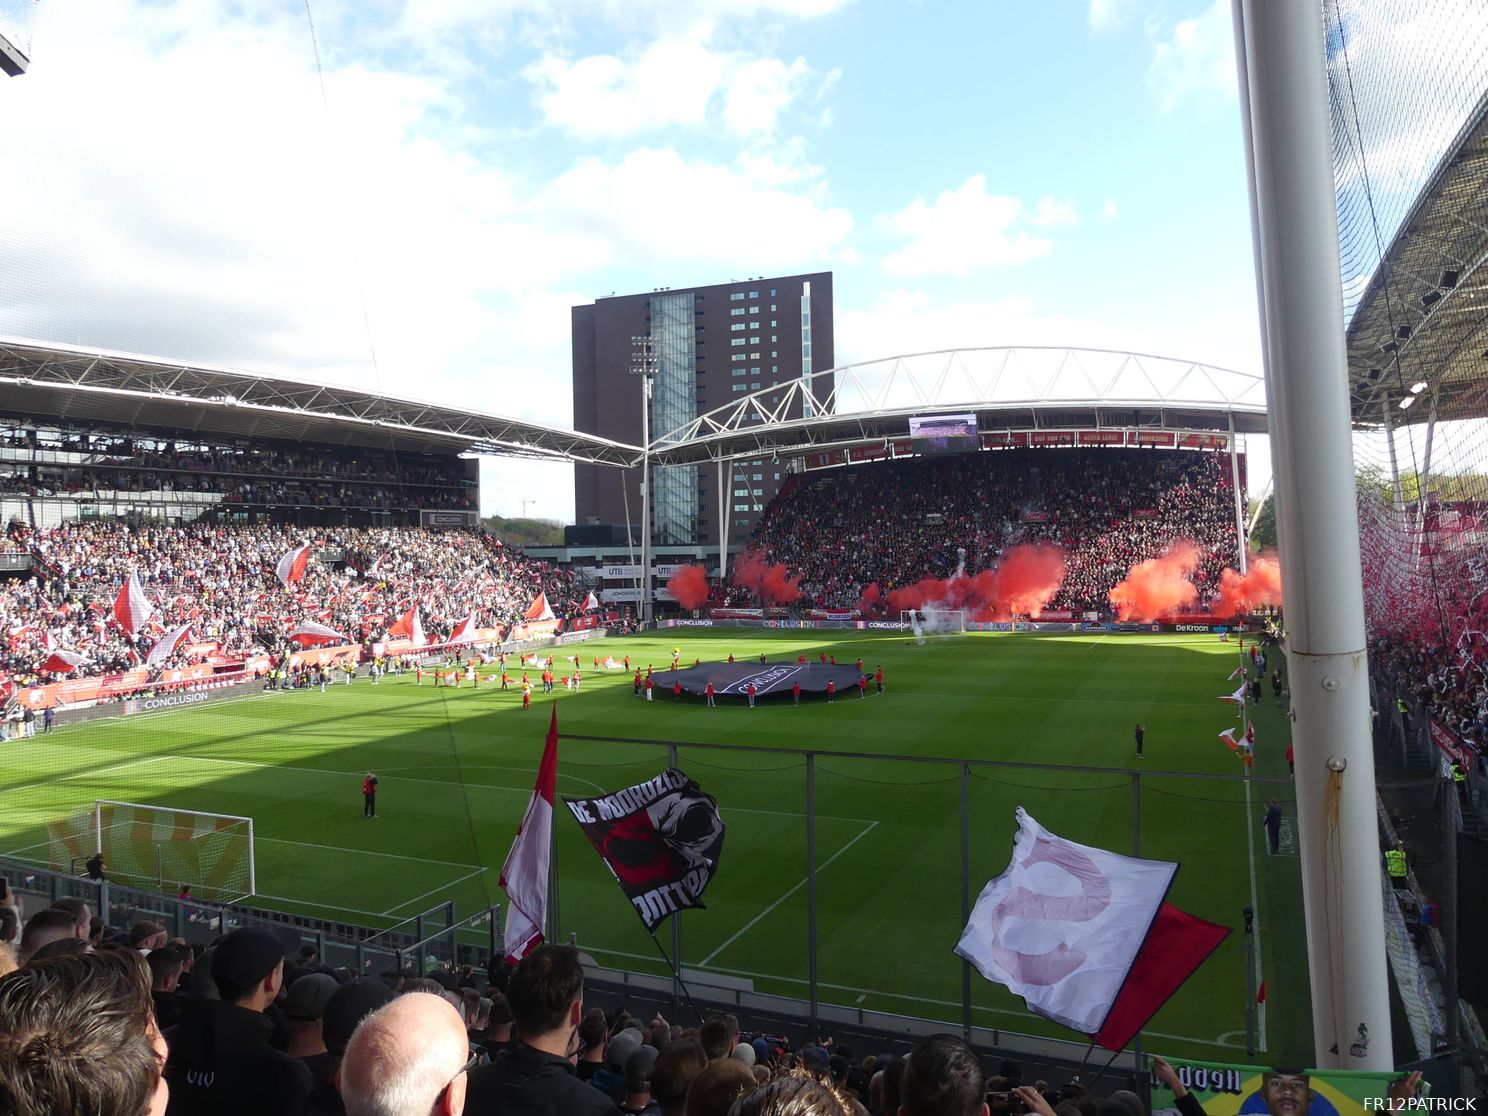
[340,992,470,1116]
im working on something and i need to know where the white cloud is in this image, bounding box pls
[538,147,854,268]
[877,175,1060,278]
[1101,197,1119,219]
[1030,196,1079,227]
[1147,0,1236,112]
[1088,0,1130,32]
[525,27,825,140]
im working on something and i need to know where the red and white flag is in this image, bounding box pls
[1220,682,1246,704]
[145,623,193,668]
[448,613,478,645]
[1218,728,1240,752]
[289,621,348,646]
[584,591,599,612]
[275,544,312,587]
[388,606,418,639]
[1228,665,1245,680]
[113,571,155,637]
[500,707,558,962]
[524,592,554,622]
[956,808,1228,1051]
[42,648,84,673]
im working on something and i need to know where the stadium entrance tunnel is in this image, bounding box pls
[651,660,864,700]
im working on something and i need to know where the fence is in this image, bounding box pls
[544,735,1297,1063]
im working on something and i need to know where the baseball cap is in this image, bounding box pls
[625,1045,659,1092]
[211,928,286,997]
[606,1027,643,1070]
[286,972,340,1022]
[323,979,397,1055]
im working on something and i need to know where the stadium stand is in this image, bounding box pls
[0,521,588,687]
[735,448,1240,614]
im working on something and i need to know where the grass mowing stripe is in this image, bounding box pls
[700,820,879,966]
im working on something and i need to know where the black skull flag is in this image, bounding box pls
[564,768,726,931]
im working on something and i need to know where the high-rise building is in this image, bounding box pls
[572,272,833,549]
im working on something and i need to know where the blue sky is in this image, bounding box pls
[0,0,1262,520]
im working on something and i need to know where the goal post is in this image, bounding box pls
[90,800,256,903]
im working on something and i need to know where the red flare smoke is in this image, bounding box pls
[1108,540,1201,621]
[733,549,802,606]
[667,565,710,610]
[884,544,1066,621]
[1214,554,1283,616]
[857,582,883,615]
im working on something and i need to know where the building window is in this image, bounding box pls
[750,382,761,390]
[731,308,746,317]
[770,320,777,327]
[734,503,749,511]
[732,354,746,362]
[748,306,760,315]
[752,473,762,480]
[730,293,745,301]
[750,353,761,360]
[731,338,746,347]
[770,287,777,296]
[732,368,747,377]
[732,384,747,392]
[749,291,760,299]
[731,323,746,331]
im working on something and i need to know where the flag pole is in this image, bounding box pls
[648,925,704,1022]
[1082,1046,1127,1089]
[1074,1038,1098,1083]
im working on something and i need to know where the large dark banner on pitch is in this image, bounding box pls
[564,768,726,931]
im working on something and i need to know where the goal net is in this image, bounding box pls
[53,801,256,903]
[899,608,969,637]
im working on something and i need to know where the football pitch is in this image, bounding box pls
[1,629,1309,1063]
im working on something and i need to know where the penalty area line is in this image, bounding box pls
[699,820,879,967]
[380,867,488,916]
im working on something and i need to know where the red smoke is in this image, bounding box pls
[1215,554,1283,616]
[733,550,802,606]
[667,565,710,610]
[1108,540,1201,621]
[884,544,1066,621]
[857,582,883,615]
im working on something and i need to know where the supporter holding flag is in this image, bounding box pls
[275,543,311,588]
[956,807,1227,1051]
[584,590,600,612]
[501,707,558,962]
[525,592,554,622]
[113,570,154,637]
[145,623,193,668]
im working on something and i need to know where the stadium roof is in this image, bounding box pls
[650,346,1267,466]
[0,337,641,466]
[1345,93,1488,428]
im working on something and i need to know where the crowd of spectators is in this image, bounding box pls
[736,449,1240,614]
[0,920,1234,1116]
[1,420,475,515]
[0,521,588,687]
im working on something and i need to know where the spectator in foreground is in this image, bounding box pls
[147,946,187,1030]
[576,1008,610,1082]
[48,895,92,941]
[17,907,77,965]
[651,1038,709,1116]
[340,991,473,1116]
[463,943,618,1116]
[899,1035,986,1116]
[684,1060,756,1116]
[317,979,400,1114]
[164,927,313,1115]
[732,1069,854,1116]
[621,1045,661,1116]
[0,949,168,1116]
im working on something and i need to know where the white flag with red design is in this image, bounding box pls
[448,613,478,645]
[584,591,599,612]
[524,592,554,622]
[145,624,193,668]
[42,644,84,673]
[289,621,348,645]
[500,707,558,962]
[955,808,1228,1051]
[1220,682,1246,703]
[1218,728,1240,753]
[1228,665,1245,680]
[275,544,312,587]
[113,571,155,637]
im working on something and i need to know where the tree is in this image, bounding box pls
[479,514,564,547]
[1249,494,1277,552]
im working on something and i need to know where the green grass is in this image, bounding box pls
[1,630,1308,1062]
